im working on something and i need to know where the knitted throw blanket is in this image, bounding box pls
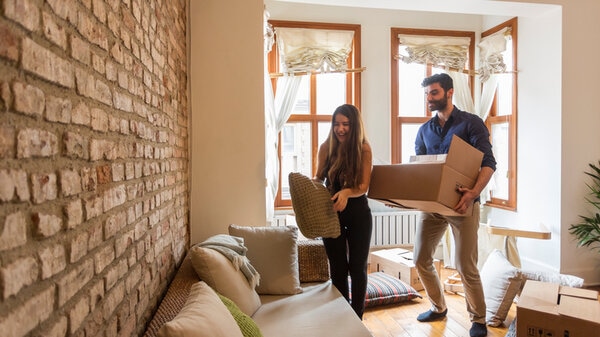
[197,234,260,288]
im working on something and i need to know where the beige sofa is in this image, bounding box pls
[142,239,373,337]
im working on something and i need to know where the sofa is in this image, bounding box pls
[142,226,373,337]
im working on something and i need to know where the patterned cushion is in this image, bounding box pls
[364,272,422,308]
[288,172,340,240]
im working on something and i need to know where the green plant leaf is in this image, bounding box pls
[569,161,600,252]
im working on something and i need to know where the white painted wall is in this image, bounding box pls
[189,0,266,244]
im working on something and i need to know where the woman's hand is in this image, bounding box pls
[331,189,350,212]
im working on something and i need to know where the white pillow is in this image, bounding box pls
[480,249,523,326]
[157,281,243,337]
[229,224,302,295]
[189,245,261,316]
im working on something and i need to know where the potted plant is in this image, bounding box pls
[569,161,600,252]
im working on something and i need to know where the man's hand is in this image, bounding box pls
[454,186,478,214]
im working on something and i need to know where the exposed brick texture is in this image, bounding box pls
[0,1,189,336]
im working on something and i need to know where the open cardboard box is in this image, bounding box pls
[369,248,441,291]
[368,135,483,216]
[517,280,600,336]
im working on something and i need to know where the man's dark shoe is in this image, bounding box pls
[469,322,487,337]
[416,309,447,322]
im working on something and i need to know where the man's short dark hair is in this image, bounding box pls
[421,73,453,92]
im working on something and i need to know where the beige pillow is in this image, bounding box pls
[157,281,243,337]
[480,249,523,326]
[189,245,261,316]
[288,172,341,239]
[229,225,302,295]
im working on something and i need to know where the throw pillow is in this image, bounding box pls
[157,281,243,337]
[288,172,341,239]
[228,224,302,295]
[297,239,330,283]
[480,249,523,326]
[364,272,422,308]
[189,245,261,316]
[218,293,263,337]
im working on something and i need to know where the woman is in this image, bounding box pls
[314,104,373,319]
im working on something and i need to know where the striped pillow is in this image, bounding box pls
[365,272,422,308]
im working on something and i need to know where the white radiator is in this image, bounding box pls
[371,211,419,247]
[272,210,419,247]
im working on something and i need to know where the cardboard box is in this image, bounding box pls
[517,280,600,337]
[369,248,441,291]
[368,135,483,216]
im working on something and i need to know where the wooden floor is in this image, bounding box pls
[362,267,515,337]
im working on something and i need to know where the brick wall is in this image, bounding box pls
[0,0,189,336]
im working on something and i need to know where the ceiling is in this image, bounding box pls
[272,0,560,17]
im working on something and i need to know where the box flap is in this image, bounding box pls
[558,295,600,324]
[518,280,560,313]
[560,286,599,300]
[445,135,484,179]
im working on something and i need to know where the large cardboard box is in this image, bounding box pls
[517,280,600,337]
[368,135,483,216]
[369,248,441,291]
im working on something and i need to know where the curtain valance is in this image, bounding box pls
[275,27,354,73]
[395,35,471,70]
[478,27,510,82]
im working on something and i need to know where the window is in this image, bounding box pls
[483,18,518,210]
[391,28,475,163]
[268,21,361,208]
[390,19,518,211]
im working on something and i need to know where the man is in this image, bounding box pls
[413,73,496,337]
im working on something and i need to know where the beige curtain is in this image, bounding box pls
[478,27,510,83]
[396,34,471,70]
[275,28,354,73]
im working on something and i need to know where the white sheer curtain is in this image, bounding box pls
[264,74,301,223]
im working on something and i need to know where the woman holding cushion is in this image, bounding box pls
[314,103,373,319]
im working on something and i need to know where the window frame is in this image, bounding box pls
[268,20,362,208]
[483,17,518,211]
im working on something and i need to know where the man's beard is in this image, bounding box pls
[428,93,448,112]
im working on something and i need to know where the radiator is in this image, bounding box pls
[272,210,419,247]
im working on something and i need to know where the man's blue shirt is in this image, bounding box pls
[415,106,497,170]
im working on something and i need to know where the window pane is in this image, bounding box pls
[496,73,513,116]
[401,124,422,163]
[292,75,310,115]
[316,73,346,114]
[318,122,330,147]
[491,122,509,200]
[280,122,312,200]
[398,62,426,117]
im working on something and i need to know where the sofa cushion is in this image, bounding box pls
[364,272,422,308]
[229,225,302,295]
[157,281,243,337]
[218,293,263,337]
[190,245,261,316]
[253,282,372,337]
[288,172,340,239]
[480,249,523,326]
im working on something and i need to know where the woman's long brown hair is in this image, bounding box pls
[326,104,367,189]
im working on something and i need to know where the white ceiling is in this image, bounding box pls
[272,0,560,17]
